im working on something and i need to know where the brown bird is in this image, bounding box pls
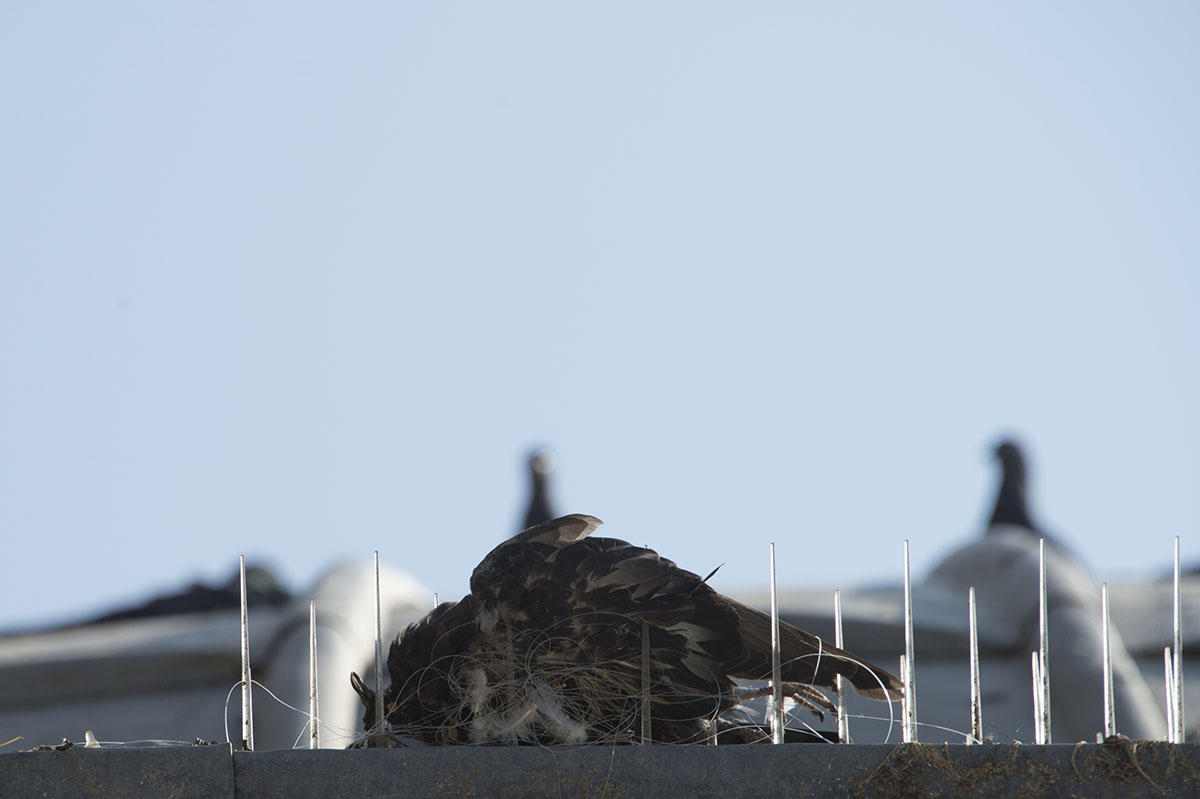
[352,514,902,745]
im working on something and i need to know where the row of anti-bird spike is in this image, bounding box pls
[234,536,1188,749]
[237,556,324,750]
[767,536,1187,746]
[816,535,1187,746]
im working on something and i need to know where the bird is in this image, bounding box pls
[987,439,1042,534]
[521,449,557,532]
[986,438,1076,555]
[925,440,1166,740]
[351,514,903,746]
[82,564,290,626]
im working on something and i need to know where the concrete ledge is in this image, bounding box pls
[0,744,233,799]
[3,742,1198,798]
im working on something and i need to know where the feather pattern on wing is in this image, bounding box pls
[353,514,902,746]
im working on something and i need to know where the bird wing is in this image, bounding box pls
[555,541,901,702]
[471,514,604,593]
[472,530,901,703]
[515,513,604,545]
[471,533,743,692]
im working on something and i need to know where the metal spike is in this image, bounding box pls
[899,654,911,743]
[433,592,439,608]
[1164,647,1176,743]
[641,620,652,745]
[309,599,320,749]
[903,540,917,742]
[1032,652,1045,745]
[1038,538,1051,743]
[1174,536,1185,743]
[969,586,982,745]
[372,551,386,747]
[1101,582,1115,740]
[239,555,254,751]
[769,543,784,744]
[834,589,849,744]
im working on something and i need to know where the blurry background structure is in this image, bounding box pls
[1,2,1198,748]
[2,444,1197,747]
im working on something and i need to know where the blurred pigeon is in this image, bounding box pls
[986,439,1075,556]
[988,439,1042,534]
[923,439,1166,741]
[82,564,290,626]
[353,514,902,746]
[521,449,557,531]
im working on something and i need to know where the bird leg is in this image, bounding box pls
[736,682,836,721]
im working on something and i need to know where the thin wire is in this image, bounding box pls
[223,679,363,746]
[223,681,239,746]
[849,713,974,742]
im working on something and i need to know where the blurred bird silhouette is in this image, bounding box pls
[988,439,1049,533]
[521,449,557,532]
[924,438,1166,741]
[83,564,290,625]
[986,438,1072,554]
[988,440,1039,532]
[353,514,902,746]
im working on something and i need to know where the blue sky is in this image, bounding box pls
[2,3,1197,630]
